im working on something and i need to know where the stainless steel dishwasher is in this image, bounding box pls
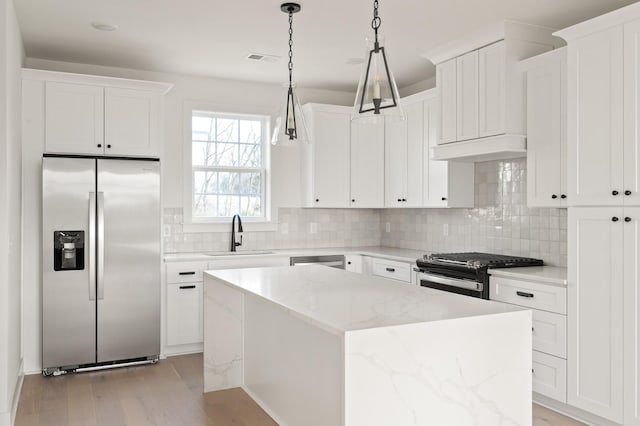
[289,255,345,269]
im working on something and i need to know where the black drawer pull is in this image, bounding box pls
[179,285,196,290]
[516,291,534,298]
[385,267,396,272]
[178,271,196,276]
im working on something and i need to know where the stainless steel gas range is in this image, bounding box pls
[415,252,544,299]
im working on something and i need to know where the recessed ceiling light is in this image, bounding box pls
[91,22,119,31]
[246,53,281,63]
[346,58,365,65]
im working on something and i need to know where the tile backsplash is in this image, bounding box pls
[164,158,567,267]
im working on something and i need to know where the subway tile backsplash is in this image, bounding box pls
[164,158,567,267]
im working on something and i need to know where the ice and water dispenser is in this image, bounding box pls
[53,231,85,271]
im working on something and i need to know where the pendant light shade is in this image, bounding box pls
[353,1,404,122]
[272,3,310,145]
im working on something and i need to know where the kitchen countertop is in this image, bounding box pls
[489,265,567,286]
[206,265,524,336]
[164,246,426,264]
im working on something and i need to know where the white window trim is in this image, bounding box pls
[183,100,279,232]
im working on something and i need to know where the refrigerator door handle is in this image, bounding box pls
[97,192,105,300]
[88,192,97,301]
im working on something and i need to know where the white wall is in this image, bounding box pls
[21,58,355,373]
[0,0,24,424]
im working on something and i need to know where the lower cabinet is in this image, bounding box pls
[533,351,567,403]
[345,254,363,273]
[364,256,416,284]
[166,282,203,346]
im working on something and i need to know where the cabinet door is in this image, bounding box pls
[436,59,457,144]
[526,53,566,207]
[568,208,623,423]
[385,118,407,207]
[105,88,161,157]
[479,41,506,138]
[567,28,624,206]
[624,207,640,426]
[624,20,640,206]
[45,82,104,155]
[345,255,363,273]
[311,111,350,207]
[456,51,479,141]
[166,282,203,346]
[405,102,424,207]
[350,120,384,208]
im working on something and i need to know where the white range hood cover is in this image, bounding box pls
[431,134,526,162]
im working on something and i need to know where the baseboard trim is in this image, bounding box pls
[533,393,620,426]
[162,343,203,357]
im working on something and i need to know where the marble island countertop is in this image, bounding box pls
[206,264,524,336]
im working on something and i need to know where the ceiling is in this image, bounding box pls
[14,0,638,92]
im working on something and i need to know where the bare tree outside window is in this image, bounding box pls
[192,111,267,219]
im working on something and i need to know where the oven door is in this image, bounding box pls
[417,270,488,299]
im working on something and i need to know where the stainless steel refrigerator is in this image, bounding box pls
[42,155,161,375]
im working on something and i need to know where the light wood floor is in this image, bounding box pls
[16,353,585,426]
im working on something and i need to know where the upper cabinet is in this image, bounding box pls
[425,22,561,161]
[351,119,385,207]
[556,10,640,206]
[521,48,568,207]
[24,69,172,158]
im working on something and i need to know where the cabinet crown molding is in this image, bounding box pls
[554,2,640,42]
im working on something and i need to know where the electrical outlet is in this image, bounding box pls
[385,222,391,233]
[310,222,318,234]
[280,223,289,235]
[162,225,171,237]
[443,224,449,237]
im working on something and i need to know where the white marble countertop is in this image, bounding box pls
[489,266,567,286]
[206,265,524,336]
[164,246,426,264]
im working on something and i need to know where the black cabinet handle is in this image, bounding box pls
[179,285,196,290]
[402,198,407,202]
[397,198,402,202]
[560,194,567,199]
[315,198,319,202]
[106,144,112,149]
[612,190,619,196]
[551,194,558,199]
[625,217,632,222]
[347,261,352,265]
[626,190,632,196]
[441,197,447,201]
[178,271,196,276]
[351,199,355,203]
[385,267,396,272]
[516,291,534,298]
[97,144,102,148]
[612,217,619,222]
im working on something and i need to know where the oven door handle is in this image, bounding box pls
[417,272,484,292]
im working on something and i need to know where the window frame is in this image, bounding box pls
[183,101,277,232]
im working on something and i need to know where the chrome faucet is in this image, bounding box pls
[230,214,243,252]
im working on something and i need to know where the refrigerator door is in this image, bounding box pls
[42,157,97,369]
[96,159,160,362]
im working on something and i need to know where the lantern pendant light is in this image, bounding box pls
[271,3,309,144]
[353,0,403,122]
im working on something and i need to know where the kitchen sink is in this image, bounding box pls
[204,250,276,257]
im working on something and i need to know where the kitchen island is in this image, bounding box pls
[204,265,532,426]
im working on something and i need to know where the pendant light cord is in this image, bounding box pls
[288,9,294,88]
[372,0,381,47]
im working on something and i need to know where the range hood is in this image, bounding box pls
[431,134,526,162]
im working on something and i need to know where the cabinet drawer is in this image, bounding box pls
[371,258,411,283]
[166,282,203,346]
[166,261,208,283]
[532,309,567,359]
[533,351,567,403]
[490,277,567,314]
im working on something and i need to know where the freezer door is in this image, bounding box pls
[42,157,97,369]
[97,159,160,362]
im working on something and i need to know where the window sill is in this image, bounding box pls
[182,221,279,233]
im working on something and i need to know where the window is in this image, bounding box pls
[190,110,270,221]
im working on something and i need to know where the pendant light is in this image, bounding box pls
[271,3,310,145]
[353,0,403,122]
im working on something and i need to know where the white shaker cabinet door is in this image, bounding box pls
[624,20,640,206]
[624,208,640,426]
[166,282,203,346]
[405,102,424,207]
[479,41,506,138]
[104,88,161,157]
[456,50,479,141]
[45,82,104,155]
[350,119,384,208]
[384,117,408,207]
[436,59,457,144]
[568,208,624,423]
[567,27,624,206]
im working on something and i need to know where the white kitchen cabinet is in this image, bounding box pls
[456,50,479,141]
[422,94,475,208]
[345,255,363,273]
[26,69,171,158]
[350,119,384,208]
[522,48,567,207]
[533,351,567,403]
[624,207,640,426]
[166,282,203,346]
[45,82,104,155]
[385,101,423,207]
[437,58,457,144]
[568,208,624,423]
[625,20,640,208]
[301,104,351,208]
[479,41,506,138]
